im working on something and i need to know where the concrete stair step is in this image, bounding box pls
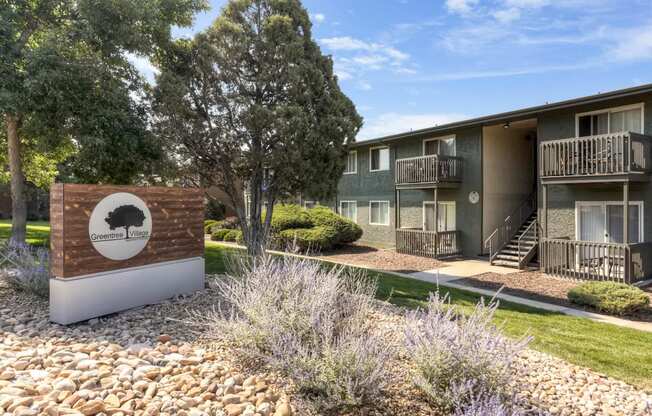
[496,254,520,261]
[493,260,520,268]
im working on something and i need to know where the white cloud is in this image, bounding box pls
[413,61,597,82]
[335,70,353,81]
[445,0,478,15]
[357,81,373,91]
[357,112,467,140]
[610,24,652,61]
[321,36,414,79]
[126,53,159,83]
[493,8,521,23]
[311,13,325,24]
[353,54,388,68]
[503,0,549,8]
[321,36,371,51]
[385,47,410,61]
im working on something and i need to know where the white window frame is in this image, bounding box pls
[344,150,357,175]
[369,200,390,226]
[339,200,358,223]
[575,200,644,243]
[423,134,456,156]
[422,201,456,232]
[369,146,390,172]
[575,103,645,137]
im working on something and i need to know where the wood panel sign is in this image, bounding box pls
[49,184,206,324]
[50,184,204,278]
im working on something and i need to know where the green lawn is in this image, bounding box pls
[3,222,651,390]
[0,220,50,246]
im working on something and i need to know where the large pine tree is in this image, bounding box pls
[154,0,362,256]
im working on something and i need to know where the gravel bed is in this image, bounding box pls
[0,278,650,415]
[372,306,652,416]
[0,279,293,416]
[457,271,652,322]
[316,243,446,273]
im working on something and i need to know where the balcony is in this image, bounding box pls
[396,229,461,258]
[540,238,652,284]
[540,132,652,184]
[395,154,462,189]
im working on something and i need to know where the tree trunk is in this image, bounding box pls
[245,173,266,258]
[5,114,27,245]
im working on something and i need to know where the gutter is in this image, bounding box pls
[350,83,652,148]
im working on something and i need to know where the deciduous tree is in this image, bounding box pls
[153,0,362,256]
[1,0,207,244]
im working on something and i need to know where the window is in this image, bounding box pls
[423,135,456,156]
[423,201,456,232]
[576,201,643,244]
[369,201,390,225]
[344,151,357,174]
[340,201,357,222]
[577,104,644,137]
[369,146,390,172]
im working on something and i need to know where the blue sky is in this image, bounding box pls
[134,0,652,141]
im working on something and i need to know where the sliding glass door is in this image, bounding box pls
[424,202,456,232]
[577,202,643,244]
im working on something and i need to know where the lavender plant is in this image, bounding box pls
[0,242,50,297]
[194,255,389,411]
[404,292,531,413]
[454,393,525,416]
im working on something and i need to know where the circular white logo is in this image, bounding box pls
[468,191,480,204]
[88,193,152,260]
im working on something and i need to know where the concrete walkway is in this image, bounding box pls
[208,242,652,333]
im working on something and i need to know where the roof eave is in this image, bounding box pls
[350,83,652,148]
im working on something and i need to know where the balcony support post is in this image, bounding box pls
[542,184,548,238]
[433,188,439,233]
[623,182,629,244]
[624,182,630,283]
[396,189,401,229]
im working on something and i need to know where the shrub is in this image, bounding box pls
[192,255,388,412]
[404,292,531,413]
[277,226,339,251]
[0,242,50,297]
[204,220,219,234]
[307,206,362,244]
[235,230,244,245]
[221,216,240,229]
[223,229,243,243]
[211,228,231,241]
[205,199,226,221]
[568,282,650,316]
[269,204,313,233]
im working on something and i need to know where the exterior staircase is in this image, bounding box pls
[491,212,538,268]
[484,192,539,270]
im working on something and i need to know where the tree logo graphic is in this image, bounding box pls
[105,205,146,240]
[89,192,152,260]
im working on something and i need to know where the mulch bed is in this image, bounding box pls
[316,243,447,273]
[457,271,652,322]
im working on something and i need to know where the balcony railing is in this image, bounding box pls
[396,229,461,258]
[395,154,462,186]
[540,238,652,284]
[540,132,652,180]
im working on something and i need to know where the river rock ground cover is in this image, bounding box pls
[0,276,650,416]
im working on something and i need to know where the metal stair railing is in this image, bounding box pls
[517,218,538,268]
[484,191,537,264]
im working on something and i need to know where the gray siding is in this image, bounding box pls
[337,127,484,256]
[538,92,652,242]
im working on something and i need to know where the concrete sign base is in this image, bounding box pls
[50,257,205,325]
